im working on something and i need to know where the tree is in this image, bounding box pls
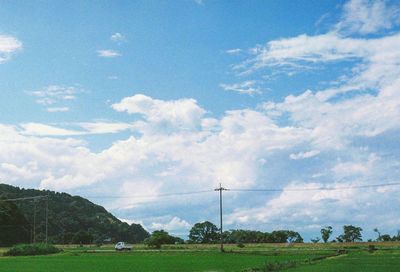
[320,226,333,243]
[0,183,150,245]
[285,231,304,243]
[380,234,391,242]
[72,230,93,244]
[310,237,320,243]
[0,200,30,246]
[189,221,219,243]
[337,225,363,242]
[373,228,381,241]
[144,230,182,249]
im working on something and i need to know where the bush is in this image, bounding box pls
[4,243,62,256]
[368,245,377,252]
[237,243,245,248]
[144,230,182,249]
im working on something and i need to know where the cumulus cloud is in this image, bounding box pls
[112,94,207,133]
[2,0,400,239]
[225,180,400,234]
[0,35,22,63]
[150,216,191,233]
[217,0,400,235]
[97,49,121,58]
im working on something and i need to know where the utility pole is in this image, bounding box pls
[33,198,37,243]
[45,195,49,244]
[215,183,228,252]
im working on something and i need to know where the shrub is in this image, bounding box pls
[368,245,377,253]
[237,243,245,248]
[4,243,62,256]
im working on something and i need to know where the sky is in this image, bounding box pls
[1,0,400,241]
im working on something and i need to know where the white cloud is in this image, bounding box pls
[220,81,262,95]
[290,150,320,160]
[332,153,379,178]
[3,0,400,238]
[79,122,133,134]
[150,216,191,232]
[336,0,400,35]
[0,35,22,63]
[119,218,146,227]
[226,48,242,55]
[110,33,126,42]
[18,121,134,136]
[97,49,121,58]
[29,85,81,112]
[20,123,83,136]
[47,107,69,112]
[112,94,206,133]
[241,33,365,73]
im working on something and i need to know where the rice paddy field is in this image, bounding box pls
[1,242,400,271]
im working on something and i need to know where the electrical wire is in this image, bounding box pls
[83,189,215,199]
[229,181,400,192]
[1,181,400,202]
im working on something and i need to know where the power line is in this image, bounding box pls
[77,181,400,201]
[229,181,400,192]
[84,189,215,199]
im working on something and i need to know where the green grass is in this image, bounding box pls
[0,251,309,272]
[0,243,400,271]
[0,248,334,272]
[289,250,400,272]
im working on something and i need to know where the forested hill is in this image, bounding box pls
[0,183,149,246]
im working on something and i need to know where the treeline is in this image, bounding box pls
[312,225,400,243]
[224,229,303,243]
[0,184,149,246]
[144,221,303,248]
[188,221,303,243]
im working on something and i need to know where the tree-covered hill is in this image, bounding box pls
[0,183,149,246]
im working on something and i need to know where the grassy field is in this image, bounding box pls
[0,243,400,271]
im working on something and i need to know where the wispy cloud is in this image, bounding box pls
[20,123,83,136]
[97,49,121,58]
[19,121,134,136]
[226,48,242,55]
[336,0,400,35]
[290,150,320,160]
[110,33,126,42]
[220,80,262,95]
[0,35,22,63]
[47,107,70,113]
[29,85,82,112]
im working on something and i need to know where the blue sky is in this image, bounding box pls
[1,0,400,240]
